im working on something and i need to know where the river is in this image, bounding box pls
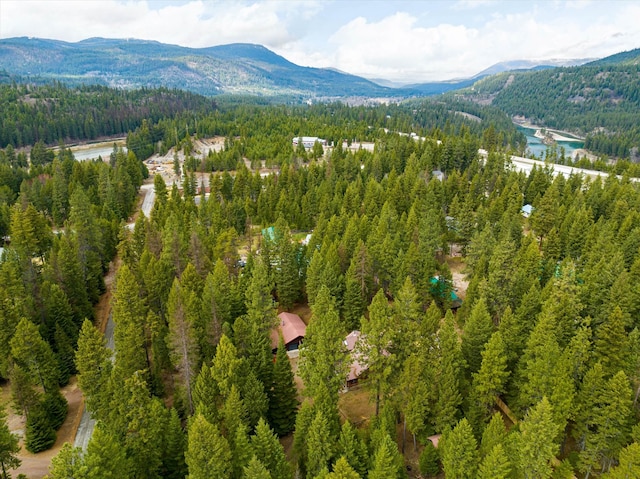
[517,125,583,160]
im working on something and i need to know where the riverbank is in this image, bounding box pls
[533,129,583,143]
[513,118,584,141]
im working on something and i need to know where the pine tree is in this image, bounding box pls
[368,433,403,479]
[361,289,396,415]
[516,397,559,479]
[46,443,86,479]
[10,318,60,393]
[236,364,269,429]
[441,418,478,479]
[471,331,509,419]
[435,311,463,433]
[299,286,348,408]
[479,412,508,459]
[83,424,129,479]
[594,306,631,378]
[461,297,494,375]
[306,411,334,479]
[199,260,232,362]
[326,457,361,479]
[230,423,252,479]
[335,421,368,478]
[162,408,187,479]
[166,277,199,414]
[192,364,220,425]
[112,264,148,378]
[418,441,440,477]
[0,404,21,479]
[275,222,301,310]
[186,414,232,479]
[580,371,632,476]
[604,442,640,479]
[211,334,242,398]
[250,418,291,479]
[268,335,298,436]
[243,456,272,479]
[75,319,112,420]
[293,401,315,476]
[24,403,56,453]
[478,444,511,479]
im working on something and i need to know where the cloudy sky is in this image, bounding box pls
[1,0,639,83]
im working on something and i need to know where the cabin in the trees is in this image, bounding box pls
[344,330,367,388]
[271,312,307,353]
[521,204,534,218]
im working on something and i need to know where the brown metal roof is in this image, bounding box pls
[271,312,307,349]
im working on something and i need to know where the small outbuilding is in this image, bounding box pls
[521,204,534,218]
[271,312,307,353]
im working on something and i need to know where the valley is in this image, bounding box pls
[1,35,640,479]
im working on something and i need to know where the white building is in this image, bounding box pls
[292,136,327,149]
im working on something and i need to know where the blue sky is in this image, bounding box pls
[1,1,639,83]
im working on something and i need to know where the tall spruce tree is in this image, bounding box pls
[268,335,298,437]
[186,414,232,479]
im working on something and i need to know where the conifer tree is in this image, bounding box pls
[211,334,242,398]
[24,403,56,453]
[368,433,403,479]
[293,400,315,475]
[478,444,511,479]
[441,418,478,479]
[461,296,494,375]
[299,286,348,408]
[251,418,291,479]
[221,385,248,438]
[46,443,86,479]
[268,335,298,437]
[361,289,395,415]
[471,331,509,420]
[83,424,129,479]
[479,412,508,459]
[326,457,361,479]
[580,371,632,476]
[191,365,219,424]
[166,277,199,414]
[75,319,112,420]
[112,264,148,378]
[603,442,640,479]
[199,260,232,362]
[306,411,334,479]
[162,408,187,479]
[186,414,232,479]
[10,318,59,393]
[336,421,368,478]
[0,405,20,479]
[516,397,559,479]
[243,456,272,479]
[435,311,464,432]
[594,306,631,378]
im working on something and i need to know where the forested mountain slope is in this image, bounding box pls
[457,48,640,159]
[0,83,216,149]
[0,37,396,98]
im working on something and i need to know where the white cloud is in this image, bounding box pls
[1,0,639,83]
[0,0,314,49]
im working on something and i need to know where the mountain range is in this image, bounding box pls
[0,36,597,99]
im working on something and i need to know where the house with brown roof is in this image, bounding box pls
[271,312,307,353]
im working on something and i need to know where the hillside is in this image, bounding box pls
[456,48,640,158]
[0,37,399,98]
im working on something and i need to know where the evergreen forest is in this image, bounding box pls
[1,84,640,479]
